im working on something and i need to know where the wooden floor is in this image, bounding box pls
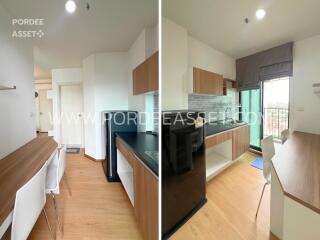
[28,150,143,240]
[171,152,278,240]
[27,150,278,240]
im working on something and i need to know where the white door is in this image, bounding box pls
[60,85,83,147]
[38,90,53,132]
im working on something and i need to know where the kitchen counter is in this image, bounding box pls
[205,121,248,137]
[116,132,158,176]
[270,131,320,239]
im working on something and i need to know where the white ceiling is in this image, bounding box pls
[1,0,158,77]
[163,0,320,58]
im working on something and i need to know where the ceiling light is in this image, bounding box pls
[65,0,76,14]
[256,9,266,20]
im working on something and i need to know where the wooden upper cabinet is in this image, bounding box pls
[232,125,250,160]
[133,60,149,95]
[193,67,224,95]
[148,52,158,92]
[134,158,158,240]
[133,51,159,95]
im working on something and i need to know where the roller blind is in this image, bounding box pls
[236,42,293,91]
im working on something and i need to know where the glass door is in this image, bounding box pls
[263,77,289,141]
[240,89,262,150]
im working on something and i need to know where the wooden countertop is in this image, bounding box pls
[272,131,320,213]
[0,137,58,225]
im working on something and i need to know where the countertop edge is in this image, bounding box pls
[116,134,159,178]
[271,131,320,215]
[205,123,249,139]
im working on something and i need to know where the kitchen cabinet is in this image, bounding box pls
[116,138,158,240]
[192,67,224,95]
[232,125,250,160]
[134,157,158,240]
[133,51,159,95]
[206,131,233,148]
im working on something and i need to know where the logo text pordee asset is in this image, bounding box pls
[12,18,45,38]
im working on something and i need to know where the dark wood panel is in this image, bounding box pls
[0,137,58,225]
[206,131,232,148]
[133,51,159,95]
[148,51,159,92]
[134,157,158,240]
[272,131,320,213]
[133,60,149,95]
[193,67,224,95]
[232,125,250,160]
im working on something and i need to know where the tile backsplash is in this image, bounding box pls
[153,93,159,132]
[188,88,239,122]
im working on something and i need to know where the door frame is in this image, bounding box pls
[37,89,53,133]
[52,79,84,148]
[240,77,291,152]
[239,87,262,152]
[262,77,291,141]
[59,84,84,148]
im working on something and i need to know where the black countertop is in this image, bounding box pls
[205,121,248,137]
[116,132,158,176]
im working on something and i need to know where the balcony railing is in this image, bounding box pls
[263,108,289,140]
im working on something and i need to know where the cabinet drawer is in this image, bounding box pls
[206,131,233,148]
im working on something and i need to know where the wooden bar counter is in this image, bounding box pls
[271,131,320,240]
[0,137,58,226]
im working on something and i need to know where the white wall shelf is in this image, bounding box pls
[117,150,134,206]
[313,83,320,94]
[0,85,16,90]
[206,140,233,182]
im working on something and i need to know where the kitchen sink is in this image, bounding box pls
[144,151,159,162]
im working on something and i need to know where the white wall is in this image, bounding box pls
[162,18,236,111]
[162,18,189,110]
[0,4,36,159]
[290,35,320,134]
[51,68,83,146]
[94,52,129,159]
[82,24,158,160]
[83,56,97,158]
[188,36,236,80]
[83,53,129,159]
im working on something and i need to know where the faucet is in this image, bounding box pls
[224,107,233,122]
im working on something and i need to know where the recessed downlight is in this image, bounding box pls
[256,9,266,20]
[65,0,76,14]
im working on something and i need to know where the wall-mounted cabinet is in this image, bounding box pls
[133,51,158,95]
[189,67,224,95]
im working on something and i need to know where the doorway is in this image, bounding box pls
[36,89,53,133]
[263,77,290,141]
[240,77,290,151]
[60,84,83,147]
[240,89,262,150]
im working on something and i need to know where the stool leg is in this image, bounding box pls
[51,192,64,236]
[43,208,55,240]
[64,173,72,196]
[255,182,268,219]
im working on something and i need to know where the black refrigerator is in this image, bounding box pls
[162,111,207,239]
[103,111,137,182]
